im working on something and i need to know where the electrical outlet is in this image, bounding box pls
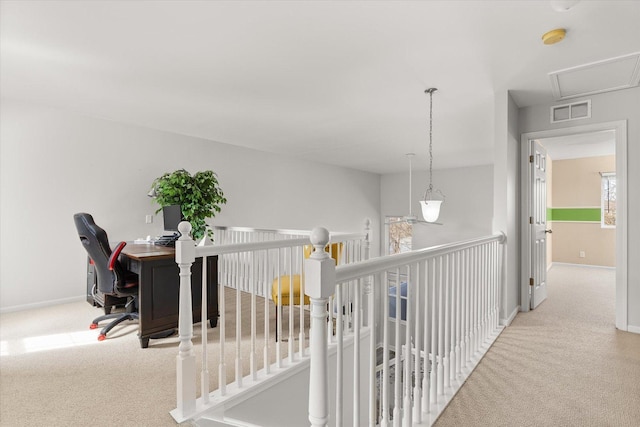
[145,214,153,224]
[579,251,586,258]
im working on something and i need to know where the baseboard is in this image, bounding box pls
[0,295,85,314]
[627,325,640,335]
[500,305,519,327]
[547,262,553,271]
[551,262,615,270]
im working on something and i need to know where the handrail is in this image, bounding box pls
[196,237,311,256]
[214,224,309,236]
[214,224,361,238]
[196,232,366,257]
[336,233,505,283]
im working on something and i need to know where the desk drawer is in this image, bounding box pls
[127,259,141,274]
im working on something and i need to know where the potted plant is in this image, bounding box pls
[150,169,227,241]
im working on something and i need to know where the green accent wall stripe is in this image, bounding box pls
[549,208,601,222]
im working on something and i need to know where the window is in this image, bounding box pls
[601,173,616,228]
[387,217,412,255]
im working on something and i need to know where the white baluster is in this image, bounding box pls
[299,245,306,355]
[455,251,462,377]
[429,257,438,405]
[336,283,344,427]
[236,252,243,387]
[481,244,487,343]
[250,252,257,381]
[201,257,209,404]
[288,247,295,362]
[413,262,423,423]
[175,221,196,419]
[443,254,450,389]
[264,249,271,373]
[403,265,412,427]
[466,248,471,359]
[393,268,402,426]
[219,254,227,396]
[448,252,456,383]
[473,246,479,355]
[422,260,430,414]
[276,249,282,367]
[366,273,377,427]
[491,242,496,328]
[353,279,361,427]
[306,228,335,427]
[381,271,390,427]
[437,256,445,397]
[363,220,377,427]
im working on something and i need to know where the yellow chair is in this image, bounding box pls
[272,243,343,341]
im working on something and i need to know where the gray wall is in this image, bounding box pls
[518,86,640,331]
[380,165,494,250]
[0,100,381,311]
[493,90,521,324]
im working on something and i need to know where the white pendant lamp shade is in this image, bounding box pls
[421,88,445,223]
[420,200,442,223]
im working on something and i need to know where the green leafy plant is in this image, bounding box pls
[150,169,227,241]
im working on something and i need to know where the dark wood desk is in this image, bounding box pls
[118,244,218,348]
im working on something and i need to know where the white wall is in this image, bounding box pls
[518,86,640,332]
[0,100,381,311]
[380,165,494,249]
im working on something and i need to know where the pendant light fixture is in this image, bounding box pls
[420,88,445,223]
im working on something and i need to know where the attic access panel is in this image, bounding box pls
[549,52,640,101]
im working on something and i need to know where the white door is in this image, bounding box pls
[529,140,549,309]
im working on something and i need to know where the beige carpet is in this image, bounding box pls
[435,264,640,427]
[0,287,307,427]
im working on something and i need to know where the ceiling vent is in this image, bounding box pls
[549,52,640,101]
[550,100,591,123]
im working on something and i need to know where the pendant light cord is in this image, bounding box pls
[426,88,437,193]
[429,89,433,192]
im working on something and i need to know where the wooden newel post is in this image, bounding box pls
[305,227,335,427]
[175,221,196,419]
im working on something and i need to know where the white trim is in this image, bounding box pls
[627,325,640,335]
[551,262,615,270]
[520,140,531,311]
[520,120,627,331]
[547,262,554,271]
[501,305,519,326]
[0,295,85,314]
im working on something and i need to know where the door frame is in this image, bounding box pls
[520,120,628,330]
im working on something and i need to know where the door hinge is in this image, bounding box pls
[529,216,533,224]
[529,277,534,287]
[529,155,534,163]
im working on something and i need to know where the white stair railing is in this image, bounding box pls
[171,221,370,424]
[305,228,506,426]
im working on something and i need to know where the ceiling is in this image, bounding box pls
[538,130,615,160]
[1,1,639,174]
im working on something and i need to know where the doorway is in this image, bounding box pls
[520,121,628,330]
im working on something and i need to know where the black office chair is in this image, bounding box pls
[74,213,139,341]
